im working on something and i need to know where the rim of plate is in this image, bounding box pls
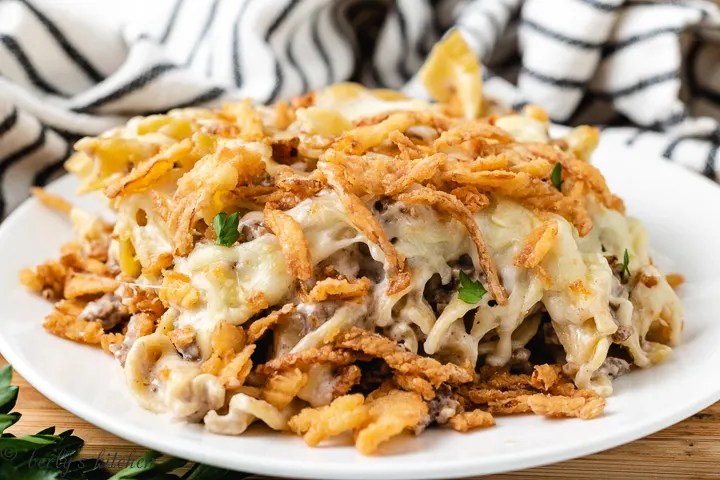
[2,143,720,479]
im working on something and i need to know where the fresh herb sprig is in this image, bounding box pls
[213,212,240,247]
[0,365,233,479]
[457,271,488,304]
[621,248,631,281]
[551,163,563,191]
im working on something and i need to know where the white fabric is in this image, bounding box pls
[0,0,719,217]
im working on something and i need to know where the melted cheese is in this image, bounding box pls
[173,237,293,356]
[495,115,549,143]
[161,189,682,394]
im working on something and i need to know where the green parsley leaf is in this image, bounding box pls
[108,451,162,479]
[182,463,233,479]
[0,364,12,386]
[0,412,21,432]
[213,212,240,247]
[458,271,488,304]
[109,450,191,479]
[0,365,18,416]
[551,163,563,191]
[621,248,631,280]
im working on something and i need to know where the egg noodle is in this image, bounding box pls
[20,32,683,454]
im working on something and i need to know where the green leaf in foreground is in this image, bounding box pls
[108,450,192,479]
[213,212,240,247]
[0,364,18,415]
[0,365,250,479]
[182,463,233,479]
[458,270,488,304]
[551,163,563,191]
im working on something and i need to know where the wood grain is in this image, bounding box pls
[3,355,720,479]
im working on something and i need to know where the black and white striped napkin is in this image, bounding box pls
[1,0,719,218]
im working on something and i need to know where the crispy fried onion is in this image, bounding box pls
[487,394,605,420]
[448,409,495,432]
[263,207,313,281]
[319,148,445,196]
[31,187,73,214]
[332,364,362,398]
[63,273,119,299]
[393,373,435,400]
[200,320,256,388]
[257,345,358,375]
[306,277,371,303]
[104,138,193,198]
[247,303,295,343]
[433,120,514,152]
[168,141,266,255]
[524,143,623,212]
[396,186,506,304]
[457,365,606,420]
[289,393,369,447]
[447,169,592,236]
[449,186,489,213]
[43,299,104,344]
[514,221,559,268]
[336,328,473,386]
[262,368,308,410]
[288,388,429,454]
[355,389,428,454]
[322,167,409,295]
[331,111,449,155]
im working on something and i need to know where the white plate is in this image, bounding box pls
[1,136,720,479]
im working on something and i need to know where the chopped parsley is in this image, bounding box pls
[621,248,631,280]
[458,271,488,304]
[551,163,563,191]
[213,212,240,247]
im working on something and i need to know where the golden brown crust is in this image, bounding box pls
[336,328,473,386]
[354,389,428,454]
[262,368,308,410]
[257,345,358,375]
[526,394,605,420]
[100,332,124,355]
[159,271,200,309]
[289,394,369,447]
[449,409,495,432]
[247,303,295,344]
[104,139,192,198]
[43,300,103,344]
[531,364,563,391]
[514,221,559,269]
[393,373,435,400]
[332,364,362,398]
[63,273,119,299]
[306,277,371,303]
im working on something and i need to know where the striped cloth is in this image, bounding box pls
[1,0,720,218]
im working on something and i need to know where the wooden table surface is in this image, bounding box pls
[4,355,720,479]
